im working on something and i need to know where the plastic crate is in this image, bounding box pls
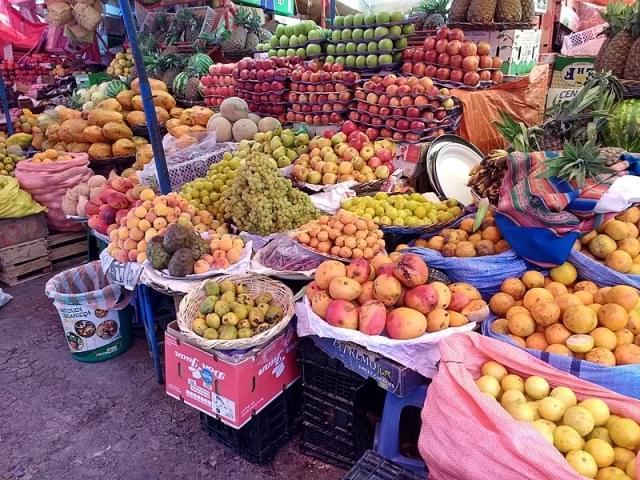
[299,338,386,469]
[343,450,425,480]
[200,382,302,464]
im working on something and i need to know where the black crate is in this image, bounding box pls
[299,338,386,469]
[343,450,426,480]
[200,382,302,464]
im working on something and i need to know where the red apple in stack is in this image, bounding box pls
[202,62,237,107]
[407,28,505,87]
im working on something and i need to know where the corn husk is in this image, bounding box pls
[47,2,73,26]
[72,3,102,31]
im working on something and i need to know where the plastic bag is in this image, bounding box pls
[0,288,12,307]
[296,297,476,378]
[570,249,640,289]
[418,332,640,480]
[251,235,324,278]
[45,261,132,310]
[481,316,640,399]
[15,153,91,231]
[161,132,220,164]
[451,65,549,155]
[0,176,46,219]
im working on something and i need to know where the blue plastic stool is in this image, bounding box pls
[374,383,428,475]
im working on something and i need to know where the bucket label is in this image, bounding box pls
[56,303,122,353]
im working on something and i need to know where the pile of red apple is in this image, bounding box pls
[401,27,504,87]
[285,62,360,125]
[348,73,460,142]
[201,63,236,107]
[232,57,302,120]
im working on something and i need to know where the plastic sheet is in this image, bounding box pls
[251,235,325,277]
[417,332,640,480]
[570,249,640,289]
[452,64,549,155]
[295,297,476,378]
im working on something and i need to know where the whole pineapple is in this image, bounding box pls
[160,54,184,89]
[467,0,498,23]
[183,10,202,43]
[520,0,535,23]
[244,10,262,51]
[184,67,202,102]
[222,8,251,53]
[423,0,449,29]
[595,2,628,71]
[449,0,473,22]
[596,2,634,76]
[495,0,522,22]
[599,146,626,165]
[543,141,612,187]
[624,1,640,80]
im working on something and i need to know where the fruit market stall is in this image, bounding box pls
[0,0,639,476]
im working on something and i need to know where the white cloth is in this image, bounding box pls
[0,288,12,308]
[594,175,640,213]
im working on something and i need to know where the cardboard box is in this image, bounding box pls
[310,335,426,397]
[463,30,542,76]
[545,55,595,112]
[165,321,300,429]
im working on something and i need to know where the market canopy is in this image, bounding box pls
[0,0,47,49]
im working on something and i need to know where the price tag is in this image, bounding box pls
[100,250,144,290]
[100,248,114,273]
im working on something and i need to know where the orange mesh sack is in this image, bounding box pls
[452,64,550,155]
[418,332,640,480]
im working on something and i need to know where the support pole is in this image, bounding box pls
[0,76,13,135]
[329,0,336,25]
[118,0,171,194]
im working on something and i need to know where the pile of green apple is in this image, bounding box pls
[257,20,330,59]
[325,12,414,69]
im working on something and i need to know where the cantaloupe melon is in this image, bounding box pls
[248,113,261,125]
[232,118,258,141]
[220,97,248,122]
[258,116,281,133]
[206,116,233,142]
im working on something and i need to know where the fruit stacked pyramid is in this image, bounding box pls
[350,73,459,142]
[402,27,504,87]
[201,63,236,108]
[232,57,301,123]
[286,62,359,125]
[325,12,415,70]
[476,360,639,479]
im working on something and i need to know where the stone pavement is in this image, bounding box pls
[0,270,344,480]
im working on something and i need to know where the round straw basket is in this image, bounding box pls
[177,273,295,350]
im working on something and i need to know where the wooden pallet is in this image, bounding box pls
[0,238,52,287]
[47,231,87,264]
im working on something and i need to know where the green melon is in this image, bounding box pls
[104,79,128,98]
[172,72,188,98]
[187,53,213,76]
[604,99,640,153]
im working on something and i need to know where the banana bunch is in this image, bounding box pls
[468,149,509,206]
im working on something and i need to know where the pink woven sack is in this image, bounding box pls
[418,332,640,480]
[15,153,92,232]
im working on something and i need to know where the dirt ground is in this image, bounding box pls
[0,269,344,480]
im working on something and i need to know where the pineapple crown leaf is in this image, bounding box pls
[493,111,534,152]
[542,140,612,187]
[409,0,448,16]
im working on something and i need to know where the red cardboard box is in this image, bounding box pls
[165,321,300,429]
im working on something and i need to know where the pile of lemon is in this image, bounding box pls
[476,360,639,479]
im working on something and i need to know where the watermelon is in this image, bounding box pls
[104,79,128,98]
[172,72,188,98]
[187,53,213,76]
[605,99,640,153]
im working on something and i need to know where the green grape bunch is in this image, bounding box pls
[222,152,319,235]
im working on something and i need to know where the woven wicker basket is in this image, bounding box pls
[177,273,295,351]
